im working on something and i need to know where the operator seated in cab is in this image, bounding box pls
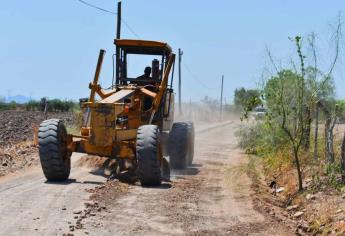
[136,66,153,85]
[136,59,160,86]
[138,66,152,79]
[137,65,158,110]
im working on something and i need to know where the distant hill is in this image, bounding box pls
[6,95,31,104]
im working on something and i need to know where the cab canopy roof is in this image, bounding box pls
[114,39,172,55]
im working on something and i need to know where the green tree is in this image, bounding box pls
[26,100,40,111]
[263,37,306,191]
[234,88,262,113]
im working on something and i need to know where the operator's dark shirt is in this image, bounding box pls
[136,75,156,86]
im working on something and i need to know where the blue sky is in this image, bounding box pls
[1,0,345,103]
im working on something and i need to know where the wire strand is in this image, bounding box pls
[76,0,141,39]
[77,0,116,15]
[121,18,141,39]
[182,62,218,90]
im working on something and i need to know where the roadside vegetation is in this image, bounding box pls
[0,97,81,175]
[236,15,345,234]
[0,97,78,112]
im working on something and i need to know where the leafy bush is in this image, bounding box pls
[0,101,17,111]
[234,88,262,112]
[236,121,289,156]
[25,100,40,111]
[29,98,77,112]
[0,98,78,112]
[337,99,345,123]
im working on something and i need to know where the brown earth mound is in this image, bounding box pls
[0,110,75,146]
[0,110,76,176]
[0,141,38,177]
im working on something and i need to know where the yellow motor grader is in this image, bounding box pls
[38,39,194,186]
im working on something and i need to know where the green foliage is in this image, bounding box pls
[39,98,76,112]
[264,70,302,117]
[236,122,289,156]
[239,36,307,191]
[48,99,70,112]
[336,99,345,122]
[26,100,40,111]
[236,124,264,155]
[305,67,335,102]
[0,97,77,112]
[234,88,262,112]
[238,19,344,194]
[324,163,343,189]
[264,67,336,121]
[0,101,17,111]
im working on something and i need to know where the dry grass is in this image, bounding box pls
[281,171,298,195]
[308,199,337,234]
[238,120,345,234]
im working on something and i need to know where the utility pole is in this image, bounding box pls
[114,1,121,87]
[116,1,121,39]
[220,75,224,121]
[178,48,183,115]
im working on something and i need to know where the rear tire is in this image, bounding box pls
[136,125,162,186]
[168,122,189,169]
[186,122,195,166]
[38,119,71,181]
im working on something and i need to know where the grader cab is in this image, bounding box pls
[38,39,194,186]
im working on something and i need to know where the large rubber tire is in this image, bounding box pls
[168,122,189,169]
[38,119,71,181]
[186,122,195,166]
[136,125,162,186]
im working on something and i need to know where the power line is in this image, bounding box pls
[76,1,216,92]
[77,0,116,15]
[76,0,141,39]
[182,62,218,90]
[121,19,141,39]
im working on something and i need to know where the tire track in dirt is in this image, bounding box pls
[0,153,108,235]
[77,122,293,236]
[0,121,292,236]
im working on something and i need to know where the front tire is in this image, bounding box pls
[38,119,71,181]
[136,125,162,186]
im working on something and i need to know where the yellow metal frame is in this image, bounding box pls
[114,39,172,53]
[66,46,175,161]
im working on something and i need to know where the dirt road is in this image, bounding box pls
[0,122,292,235]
